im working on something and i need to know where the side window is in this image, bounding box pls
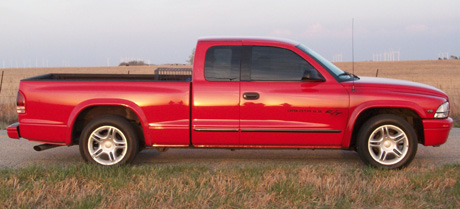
[204,46,241,81]
[249,46,322,81]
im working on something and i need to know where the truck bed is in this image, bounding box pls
[17,77,191,146]
[23,68,193,82]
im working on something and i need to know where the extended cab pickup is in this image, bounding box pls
[7,37,453,169]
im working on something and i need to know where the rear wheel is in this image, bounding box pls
[357,114,418,169]
[79,115,139,166]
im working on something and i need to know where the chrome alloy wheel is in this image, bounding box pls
[368,125,409,165]
[88,125,128,166]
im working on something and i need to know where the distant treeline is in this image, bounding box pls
[119,60,147,66]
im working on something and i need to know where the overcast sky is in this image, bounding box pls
[1,0,459,67]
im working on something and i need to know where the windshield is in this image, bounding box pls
[296,44,356,81]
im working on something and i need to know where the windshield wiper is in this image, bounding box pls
[338,71,359,79]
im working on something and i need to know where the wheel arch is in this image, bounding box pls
[65,99,150,146]
[344,104,425,149]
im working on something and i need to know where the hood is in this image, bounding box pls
[343,76,448,98]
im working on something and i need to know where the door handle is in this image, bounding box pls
[243,92,260,100]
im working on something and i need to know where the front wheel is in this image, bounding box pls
[79,115,139,166]
[357,114,418,169]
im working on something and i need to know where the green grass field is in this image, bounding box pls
[1,163,459,208]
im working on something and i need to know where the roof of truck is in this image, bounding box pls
[198,36,300,46]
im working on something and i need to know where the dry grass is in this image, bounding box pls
[1,60,459,128]
[1,163,459,208]
[334,60,460,124]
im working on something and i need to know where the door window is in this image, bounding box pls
[249,46,322,81]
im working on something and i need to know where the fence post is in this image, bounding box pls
[0,70,4,94]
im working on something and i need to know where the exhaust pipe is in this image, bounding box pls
[33,144,61,151]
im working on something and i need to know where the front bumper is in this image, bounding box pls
[422,117,453,146]
[7,122,20,139]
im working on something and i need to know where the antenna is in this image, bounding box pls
[352,18,355,92]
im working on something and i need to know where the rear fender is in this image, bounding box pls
[65,99,149,145]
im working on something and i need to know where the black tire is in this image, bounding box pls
[79,115,139,166]
[357,114,418,169]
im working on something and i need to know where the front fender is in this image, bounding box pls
[341,100,426,148]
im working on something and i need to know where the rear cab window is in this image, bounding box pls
[204,46,241,81]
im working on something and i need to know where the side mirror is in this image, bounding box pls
[302,69,325,82]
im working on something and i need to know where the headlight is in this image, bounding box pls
[434,102,449,118]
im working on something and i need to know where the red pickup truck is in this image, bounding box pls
[7,37,453,169]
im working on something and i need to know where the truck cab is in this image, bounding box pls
[192,38,349,147]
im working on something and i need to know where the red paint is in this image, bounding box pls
[7,123,20,139]
[239,81,348,146]
[17,81,190,145]
[422,117,453,146]
[192,41,241,145]
[7,37,453,153]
